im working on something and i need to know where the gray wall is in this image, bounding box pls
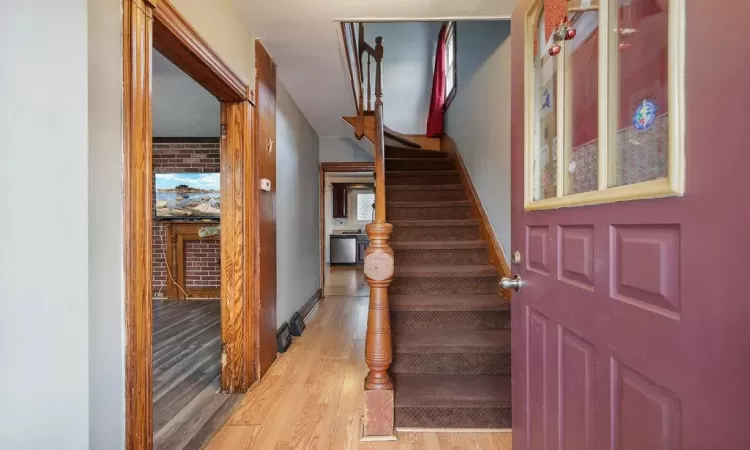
[153,50,221,137]
[0,2,91,448]
[88,0,126,448]
[276,80,322,326]
[364,22,441,135]
[319,136,373,162]
[444,20,512,257]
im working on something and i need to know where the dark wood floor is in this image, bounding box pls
[152,299,241,450]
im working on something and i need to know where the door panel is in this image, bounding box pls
[511,1,750,449]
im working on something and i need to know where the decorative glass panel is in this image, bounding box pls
[609,0,669,187]
[533,12,559,201]
[564,9,600,195]
[356,193,375,221]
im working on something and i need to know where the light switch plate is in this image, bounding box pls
[260,178,272,192]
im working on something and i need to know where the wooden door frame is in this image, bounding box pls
[318,162,375,288]
[123,0,256,447]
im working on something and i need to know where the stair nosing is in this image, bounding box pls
[386,170,459,176]
[393,265,498,277]
[390,294,509,312]
[388,200,471,208]
[387,184,464,191]
[390,240,488,250]
[393,374,512,408]
[388,219,479,227]
[393,329,510,353]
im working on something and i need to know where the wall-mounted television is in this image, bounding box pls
[155,173,220,219]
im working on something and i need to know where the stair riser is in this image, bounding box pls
[389,206,472,221]
[390,226,481,241]
[386,174,461,185]
[387,189,466,202]
[393,248,489,266]
[395,407,511,429]
[391,310,510,331]
[391,352,510,375]
[390,276,498,295]
[386,149,446,159]
[386,160,456,171]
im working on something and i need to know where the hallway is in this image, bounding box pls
[207,266,512,449]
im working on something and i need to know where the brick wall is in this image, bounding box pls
[152,137,221,297]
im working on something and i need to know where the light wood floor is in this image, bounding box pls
[152,299,242,449]
[207,266,512,449]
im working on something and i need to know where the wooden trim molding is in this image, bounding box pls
[123,1,156,448]
[441,135,512,299]
[320,161,375,173]
[163,222,221,300]
[124,0,255,446]
[153,0,246,102]
[220,101,253,392]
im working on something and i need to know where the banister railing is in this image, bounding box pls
[342,23,395,437]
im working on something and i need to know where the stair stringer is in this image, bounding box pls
[440,134,513,300]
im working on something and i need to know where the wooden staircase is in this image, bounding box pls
[385,145,512,429]
[340,22,512,435]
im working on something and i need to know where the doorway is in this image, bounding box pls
[149,48,240,448]
[123,1,264,447]
[318,162,374,296]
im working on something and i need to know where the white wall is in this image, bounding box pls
[276,80,321,326]
[444,20,512,257]
[0,2,90,448]
[171,0,255,86]
[364,22,441,134]
[319,136,373,162]
[87,0,125,448]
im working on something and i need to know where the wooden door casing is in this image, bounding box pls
[255,40,278,378]
[510,1,750,449]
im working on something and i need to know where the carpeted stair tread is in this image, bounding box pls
[394,265,497,277]
[389,200,471,208]
[387,184,465,191]
[387,170,459,177]
[386,157,455,162]
[390,294,509,312]
[390,240,487,250]
[389,219,479,227]
[394,374,511,408]
[393,329,510,354]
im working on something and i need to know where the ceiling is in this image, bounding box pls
[233,0,516,137]
[152,50,220,137]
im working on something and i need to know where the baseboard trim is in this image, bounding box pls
[395,427,512,433]
[299,288,323,321]
[441,135,512,299]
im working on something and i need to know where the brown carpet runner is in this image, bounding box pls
[386,145,512,429]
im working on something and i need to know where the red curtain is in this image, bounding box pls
[426,24,447,137]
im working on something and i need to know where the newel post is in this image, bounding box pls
[362,35,396,440]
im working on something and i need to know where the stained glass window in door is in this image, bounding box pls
[609,0,669,187]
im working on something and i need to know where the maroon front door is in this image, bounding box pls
[510,1,750,449]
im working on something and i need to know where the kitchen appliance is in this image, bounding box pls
[330,235,358,264]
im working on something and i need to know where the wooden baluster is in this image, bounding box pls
[367,53,372,112]
[363,35,395,439]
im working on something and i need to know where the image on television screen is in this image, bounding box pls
[155,173,220,218]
